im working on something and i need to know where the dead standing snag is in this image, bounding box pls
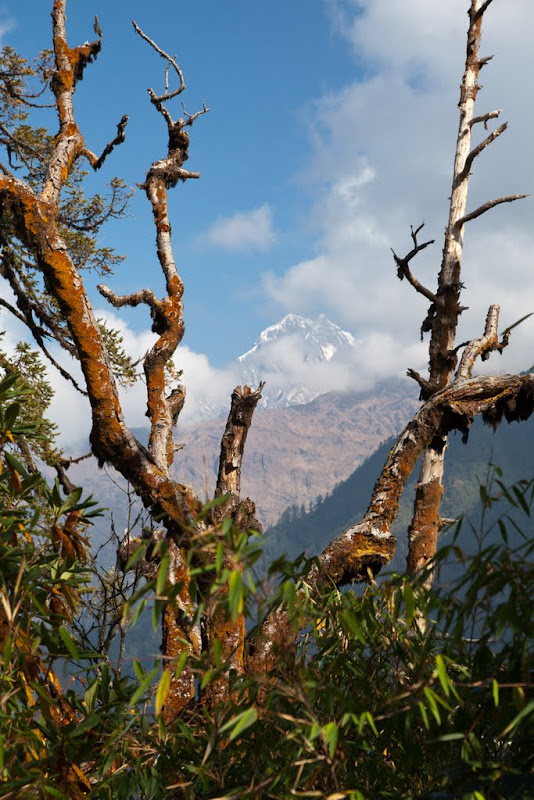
[247,0,533,666]
[393,0,528,579]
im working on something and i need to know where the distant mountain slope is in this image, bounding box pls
[67,378,419,557]
[173,378,419,525]
[263,413,534,571]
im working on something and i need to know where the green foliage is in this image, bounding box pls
[1,371,533,798]
[0,43,133,390]
[156,516,533,799]
[97,321,138,387]
[0,338,62,467]
[0,374,157,799]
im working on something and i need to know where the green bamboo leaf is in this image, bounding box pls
[419,701,430,730]
[69,713,101,737]
[130,667,159,707]
[58,626,79,660]
[431,732,465,743]
[133,659,144,681]
[58,486,83,515]
[129,598,147,629]
[125,542,148,571]
[424,687,441,725]
[215,542,223,574]
[404,583,415,624]
[512,485,530,517]
[339,610,365,644]
[492,679,499,708]
[228,569,243,620]
[435,655,450,698]
[322,721,339,759]
[4,451,29,479]
[499,699,534,738]
[156,551,170,596]
[83,680,99,713]
[221,517,233,536]
[174,650,189,678]
[3,401,20,431]
[41,785,65,798]
[220,707,258,741]
[502,311,533,336]
[363,712,378,736]
[155,670,171,717]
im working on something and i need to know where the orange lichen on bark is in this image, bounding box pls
[161,546,199,723]
[201,583,246,708]
[406,477,444,574]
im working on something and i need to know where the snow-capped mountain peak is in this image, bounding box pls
[237,313,358,408]
[238,313,355,365]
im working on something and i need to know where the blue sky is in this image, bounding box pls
[4,0,358,362]
[2,0,534,438]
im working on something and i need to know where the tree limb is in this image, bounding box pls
[83,114,129,171]
[391,223,437,303]
[455,194,529,228]
[456,304,507,380]
[455,122,507,185]
[473,0,495,23]
[469,109,501,129]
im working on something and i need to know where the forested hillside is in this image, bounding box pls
[265,413,534,570]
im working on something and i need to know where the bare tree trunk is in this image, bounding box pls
[0,3,265,720]
[401,0,525,579]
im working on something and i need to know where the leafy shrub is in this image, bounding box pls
[1,370,532,798]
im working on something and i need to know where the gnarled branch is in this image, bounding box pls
[247,372,534,672]
[83,114,129,171]
[456,304,507,380]
[391,223,437,303]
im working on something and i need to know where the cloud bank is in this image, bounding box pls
[264,0,534,381]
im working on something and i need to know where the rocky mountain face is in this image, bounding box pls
[170,378,418,526]
[70,378,420,543]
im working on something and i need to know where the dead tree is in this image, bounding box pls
[393,0,527,580]
[0,0,533,713]
[247,0,533,669]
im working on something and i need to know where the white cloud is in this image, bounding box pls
[202,204,276,253]
[0,304,237,450]
[264,0,534,386]
[94,309,237,430]
[240,329,427,399]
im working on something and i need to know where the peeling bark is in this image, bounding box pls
[161,540,200,722]
[0,2,261,722]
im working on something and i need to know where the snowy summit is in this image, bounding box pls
[237,314,358,408]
